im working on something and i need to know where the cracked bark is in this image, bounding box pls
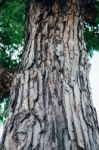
[1,0,99,150]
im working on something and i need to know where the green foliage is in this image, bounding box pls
[84,0,99,56]
[0,0,25,68]
[84,25,99,56]
[0,0,25,123]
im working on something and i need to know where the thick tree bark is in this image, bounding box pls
[1,0,99,150]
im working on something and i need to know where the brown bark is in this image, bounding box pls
[0,67,16,96]
[1,0,99,150]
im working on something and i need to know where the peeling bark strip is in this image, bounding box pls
[1,0,99,150]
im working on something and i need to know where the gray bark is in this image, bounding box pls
[1,0,99,150]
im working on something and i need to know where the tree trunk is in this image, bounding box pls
[1,0,99,150]
[0,67,16,96]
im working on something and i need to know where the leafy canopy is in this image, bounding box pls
[0,0,25,68]
[84,0,99,56]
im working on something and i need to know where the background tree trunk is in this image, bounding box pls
[0,67,16,96]
[1,0,99,149]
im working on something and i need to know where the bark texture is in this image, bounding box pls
[1,0,99,150]
[0,67,15,96]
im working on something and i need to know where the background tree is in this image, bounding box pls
[0,0,99,149]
